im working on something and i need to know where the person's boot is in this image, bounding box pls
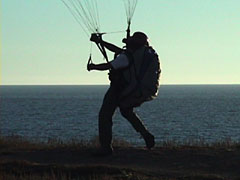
[142,132,155,150]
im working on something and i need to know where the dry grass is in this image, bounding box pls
[1,134,240,180]
[157,137,240,150]
[0,135,132,153]
[1,134,240,151]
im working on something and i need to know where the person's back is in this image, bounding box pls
[118,38,161,108]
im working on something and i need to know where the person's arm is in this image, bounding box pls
[90,34,122,54]
[100,41,122,54]
[87,62,112,71]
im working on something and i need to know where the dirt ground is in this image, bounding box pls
[1,146,240,179]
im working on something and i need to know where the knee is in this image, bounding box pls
[99,109,108,121]
[99,108,113,125]
[99,108,105,120]
[120,108,134,118]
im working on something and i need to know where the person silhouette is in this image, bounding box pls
[88,32,155,156]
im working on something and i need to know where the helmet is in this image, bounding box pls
[123,32,149,49]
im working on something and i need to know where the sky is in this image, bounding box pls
[1,0,240,85]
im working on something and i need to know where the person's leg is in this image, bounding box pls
[120,107,155,149]
[98,86,118,151]
[119,107,147,133]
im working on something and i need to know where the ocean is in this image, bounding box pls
[1,85,240,145]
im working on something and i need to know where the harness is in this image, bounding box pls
[120,47,152,100]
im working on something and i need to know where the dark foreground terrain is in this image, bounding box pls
[1,136,240,180]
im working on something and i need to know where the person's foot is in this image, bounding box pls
[92,147,113,157]
[142,132,155,150]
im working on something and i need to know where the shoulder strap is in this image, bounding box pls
[124,50,134,68]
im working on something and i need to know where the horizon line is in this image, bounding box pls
[1,83,240,86]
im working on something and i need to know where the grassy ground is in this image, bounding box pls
[1,135,240,180]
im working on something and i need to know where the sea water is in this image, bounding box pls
[1,85,240,145]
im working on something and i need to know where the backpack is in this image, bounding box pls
[119,46,161,108]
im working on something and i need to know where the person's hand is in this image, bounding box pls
[122,38,128,44]
[90,33,101,43]
[87,63,94,71]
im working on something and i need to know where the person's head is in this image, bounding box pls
[123,32,149,50]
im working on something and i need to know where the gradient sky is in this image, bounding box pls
[1,0,240,85]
